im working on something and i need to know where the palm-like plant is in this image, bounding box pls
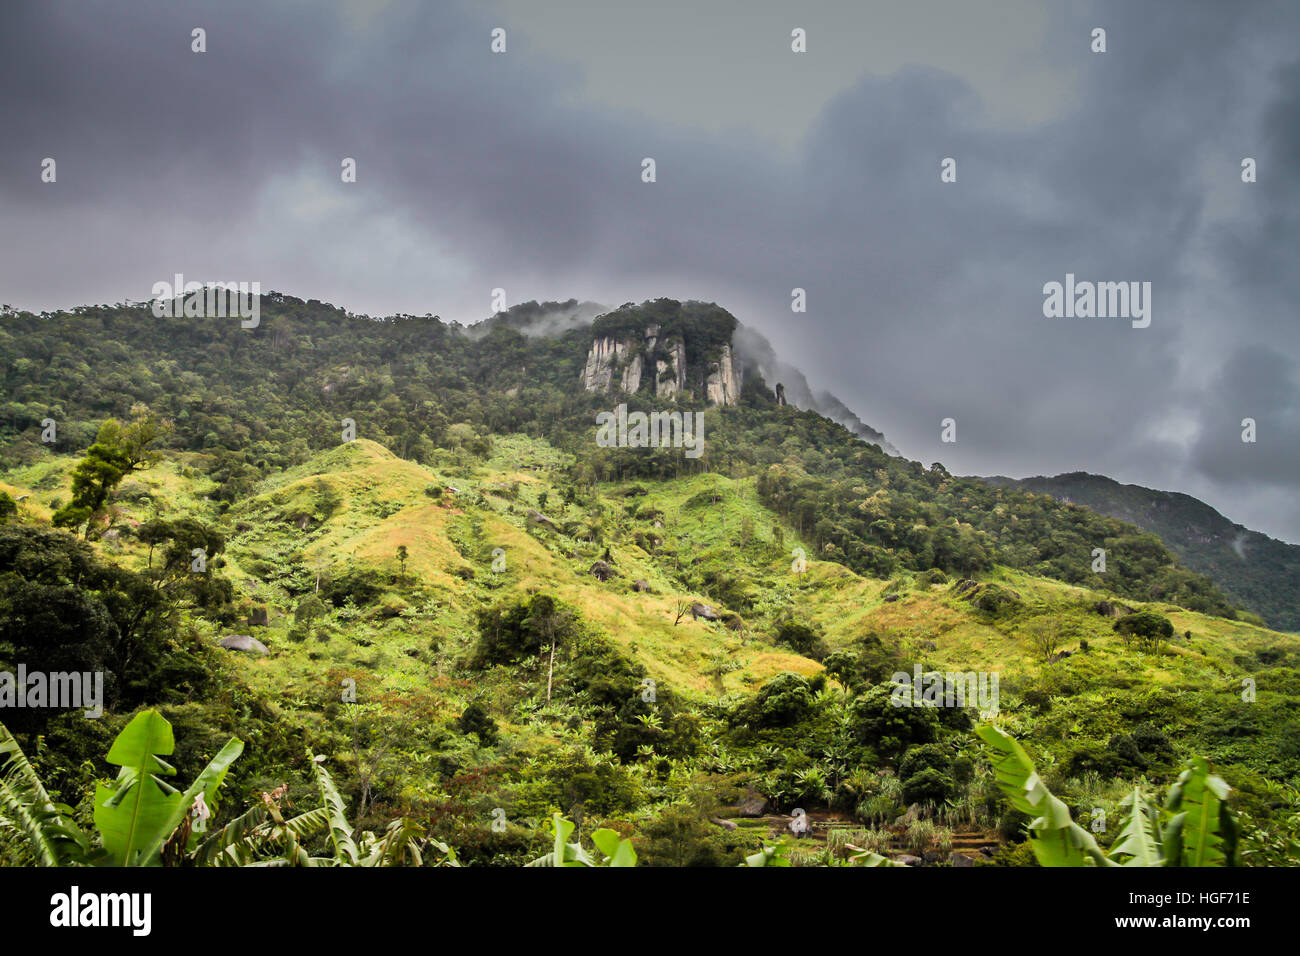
[193,753,436,867]
[0,722,88,866]
[1,710,242,867]
[978,723,1238,867]
[1,712,436,868]
[524,813,636,866]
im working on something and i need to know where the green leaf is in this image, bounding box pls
[144,736,243,863]
[977,723,1115,867]
[1111,787,1164,867]
[94,710,183,866]
[308,752,359,865]
[1164,757,1235,867]
[591,827,637,867]
[0,721,88,866]
[744,844,791,867]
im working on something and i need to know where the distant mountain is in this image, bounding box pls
[983,472,1300,632]
[476,298,900,454]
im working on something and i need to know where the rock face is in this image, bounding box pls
[655,338,687,399]
[581,335,635,394]
[579,305,740,406]
[705,344,740,406]
[219,634,269,655]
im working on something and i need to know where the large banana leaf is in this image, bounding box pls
[590,827,637,867]
[1163,757,1237,867]
[309,752,359,865]
[146,736,243,862]
[977,723,1115,867]
[94,710,183,865]
[525,814,595,866]
[191,804,268,867]
[93,710,244,866]
[1110,787,1164,867]
[0,722,87,866]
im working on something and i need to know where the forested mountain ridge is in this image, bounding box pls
[985,473,1300,632]
[2,294,1298,868]
[0,294,1245,616]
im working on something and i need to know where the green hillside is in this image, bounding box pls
[1,297,1298,868]
[986,472,1300,633]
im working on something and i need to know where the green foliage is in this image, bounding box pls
[472,593,577,667]
[978,723,1239,867]
[1113,610,1175,652]
[745,672,815,728]
[457,701,499,746]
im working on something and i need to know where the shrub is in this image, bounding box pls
[902,767,953,806]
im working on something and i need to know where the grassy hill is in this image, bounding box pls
[986,472,1300,633]
[4,430,1298,866]
[2,297,1298,867]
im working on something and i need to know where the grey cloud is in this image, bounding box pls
[0,0,1297,539]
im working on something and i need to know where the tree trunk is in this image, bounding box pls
[546,636,557,704]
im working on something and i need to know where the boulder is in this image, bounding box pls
[219,634,269,655]
[893,854,923,867]
[248,605,269,627]
[949,852,975,867]
[893,804,922,827]
[1095,600,1134,618]
[736,789,768,818]
[632,579,650,592]
[711,818,738,831]
[588,560,616,581]
[689,602,719,621]
[527,510,559,530]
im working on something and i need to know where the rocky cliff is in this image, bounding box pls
[579,300,743,406]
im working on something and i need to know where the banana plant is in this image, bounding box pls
[525,813,637,866]
[93,709,244,866]
[1,710,242,867]
[0,722,88,866]
[194,753,430,867]
[977,723,1238,867]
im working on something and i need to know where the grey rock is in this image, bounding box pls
[527,510,559,530]
[736,789,768,818]
[219,634,269,655]
[690,602,719,621]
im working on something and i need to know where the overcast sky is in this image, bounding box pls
[1,0,1297,541]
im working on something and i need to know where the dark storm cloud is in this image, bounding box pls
[0,0,1296,539]
[1191,346,1300,485]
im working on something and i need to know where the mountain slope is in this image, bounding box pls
[4,294,1300,867]
[985,472,1300,632]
